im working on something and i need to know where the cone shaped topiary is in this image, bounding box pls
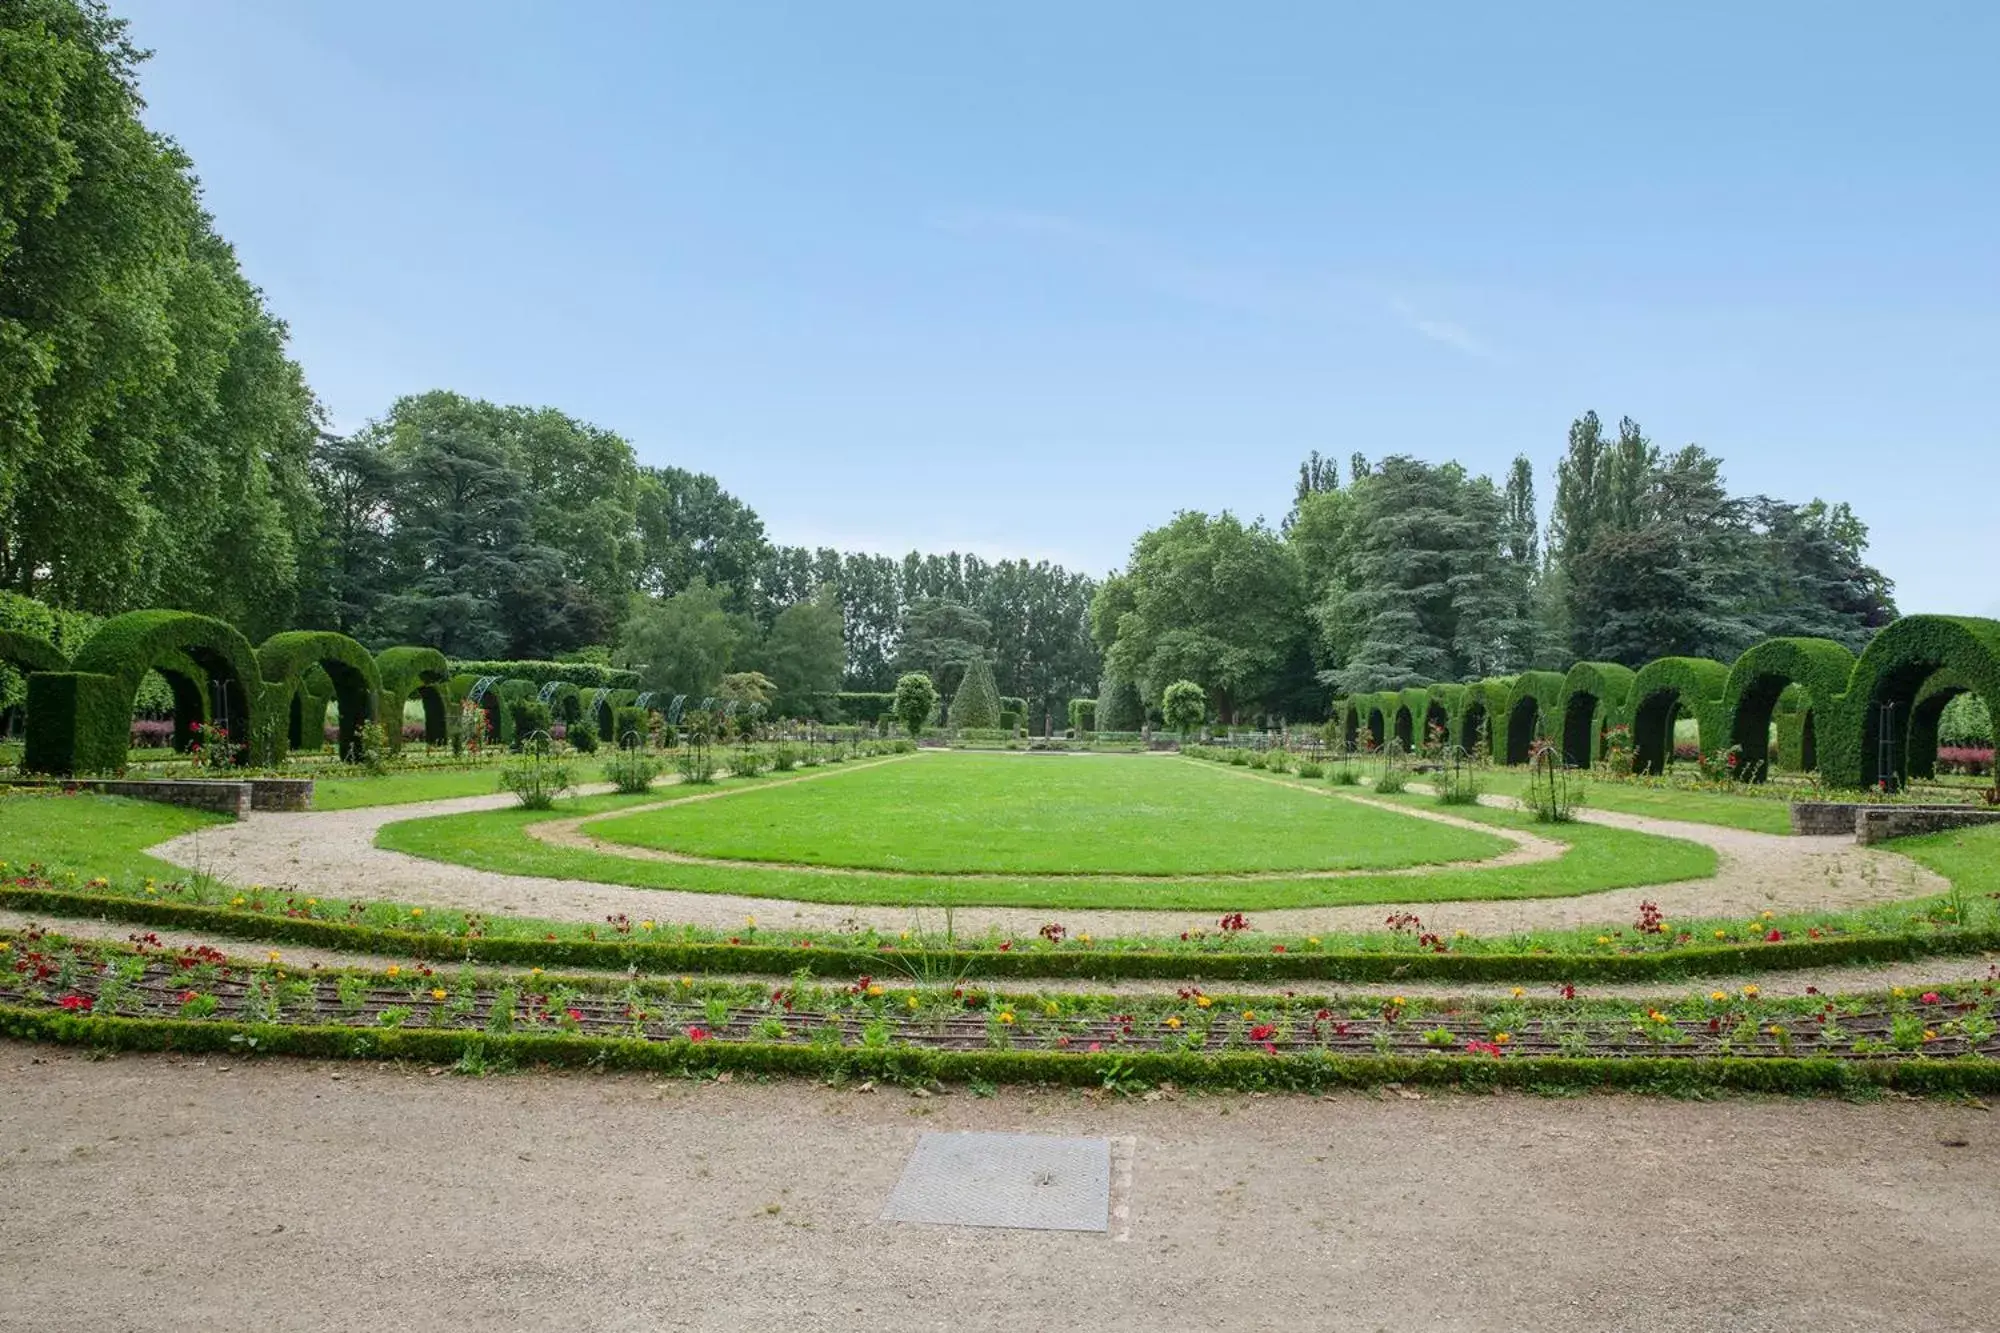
[947,656,1002,729]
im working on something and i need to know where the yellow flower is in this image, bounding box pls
[1596,936,1612,946]
[1390,996,1406,1007]
[680,976,694,988]
[866,984,884,997]
[1043,1002,1059,1016]
[230,896,246,908]
[1741,984,1759,998]
[1714,930,1727,939]
[1923,1028,1938,1042]
[1195,995,1213,1009]
[430,988,447,1001]
[745,915,757,928]
[385,965,401,978]
[304,897,317,908]
[1494,1032,1511,1045]
[144,885,157,895]
[1307,937,1321,947]
[266,951,282,964]
[529,967,543,977]
[899,930,911,942]
[997,1011,1016,1025]
[1165,1015,1183,1030]
[0,942,10,953]
[904,994,919,1010]
[1648,1010,1669,1023]
[1767,1025,1783,1036]
[409,908,423,918]
[1510,987,1524,998]
[1760,911,1774,921]
[1891,987,1906,999]
[640,919,654,931]
[1710,991,1728,1002]
[1241,1010,1257,1022]
[1078,933,1092,946]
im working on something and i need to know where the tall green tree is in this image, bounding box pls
[756,586,846,717]
[613,577,744,701]
[1101,511,1304,722]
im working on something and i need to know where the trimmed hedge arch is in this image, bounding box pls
[26,612,262,774]
[1849,616,2000,790]
[257,632,381,764]
[1501,671,1566,765]
[1906,671,1974,780]
[377,647,453,750]
[1392,687,1429,751]
[0,628,65,677]
[1720,638,1857,783]
[1625,657,1728,775]
[449,673,515,748]
[1449,678,1512,758]
[537,679,583,727]
[1423,684,1463,755]
[1557,662,1635,767]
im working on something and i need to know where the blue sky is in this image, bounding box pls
[121,1,1997,613]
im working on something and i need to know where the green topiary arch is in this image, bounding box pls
[24,612,263,774]
[257,632,382,763]
[1557,662,1635,767]
[1501,671,1566,765]
[377,646,453,750]
[1720,638,1857,783]
[1450,678,1513,758]
[1624,657,1728,775]
[1422,684,1463,753]
[1847,615,2000,791]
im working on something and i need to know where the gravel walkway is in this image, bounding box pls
[6,1047,1997,1332]
[144,778,1949,942]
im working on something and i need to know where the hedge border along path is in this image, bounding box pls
[7,932,2000,1096]
[1332,614,2000,793]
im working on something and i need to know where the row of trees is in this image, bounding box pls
[1,0,320,639]
[1,3,1901,737]
[1092,419,1896,725]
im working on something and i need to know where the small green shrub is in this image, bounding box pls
[499,754,573,809]
[676,747,718,784]
[508,699,553,749]
[1297,760,1324,779]
[567,718,598,754]
[603,746,663,794]
[732,746,769,778]
[611,706,649,749]
[772,744,799,772]
[1228,750,1249,766]
[1245,752,1268,770]
[1329,763,1361,786]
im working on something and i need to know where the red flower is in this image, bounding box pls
[1921,992,1942,1005]
[1248,1024,1277,1042]
[58,994,93,1011]
[687,1027,710,1042]
[565,1007,584,1022]
[1270,944,1287,954]
[1464,1039,1503,1057]
[1764,929,1783,942]
[1218,912,1250,933]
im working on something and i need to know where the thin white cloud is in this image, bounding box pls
[1388,296,1497,361]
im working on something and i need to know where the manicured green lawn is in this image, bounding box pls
[312,767,517,810]
[584,753,1505,874]
[0,791,223,881]
[376,768,1720,911]
[1474,769,1795,834]
[1886,821,2000,891]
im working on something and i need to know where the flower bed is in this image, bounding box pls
[5,929,1999,1094]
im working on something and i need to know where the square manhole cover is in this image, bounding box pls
[880,1132,1110,1232]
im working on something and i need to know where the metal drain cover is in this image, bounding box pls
[880,1132,1110,1232]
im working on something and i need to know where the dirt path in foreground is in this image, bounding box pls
[2,1043,1995,1333]
[145,777,1947,942]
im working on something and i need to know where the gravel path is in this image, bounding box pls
[5,908,1993,1002]
[144,779,1949,942]
[4,1045,1996,1332]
